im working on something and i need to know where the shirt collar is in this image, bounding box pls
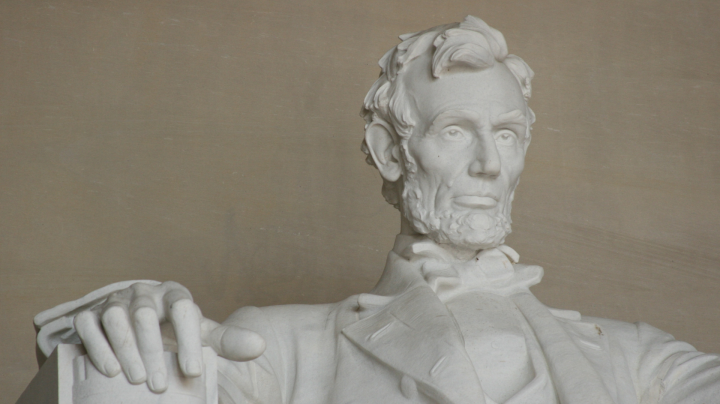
[373,234,543,300]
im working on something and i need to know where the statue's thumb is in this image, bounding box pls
[200,318,266,361]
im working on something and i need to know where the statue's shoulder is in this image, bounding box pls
[579,314,665,340]
[544,305,647,345]
[575,313,685,352]
[542,303,643,335]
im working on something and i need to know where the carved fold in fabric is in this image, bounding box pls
[399,237,615,402]
[34,280,161,363]
[352,236,617,403]
[32,235,720,403]
[512,292,616,404]
[399,238,543,300]
[343,285,487,404]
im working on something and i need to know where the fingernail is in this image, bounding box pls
[128,364,146,384]
[149,371,167,392]
[104,360,121,377]
[185,359,202,376]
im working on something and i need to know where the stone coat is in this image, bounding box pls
[33,240,720,404]
[216,247,720,404]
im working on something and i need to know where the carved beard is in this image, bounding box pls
[400,174,514,251]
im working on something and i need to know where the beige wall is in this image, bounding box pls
[3,0,720,401]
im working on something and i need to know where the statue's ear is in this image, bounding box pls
[365,122,403,182]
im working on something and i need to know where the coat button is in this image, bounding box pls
[400,374,418,399]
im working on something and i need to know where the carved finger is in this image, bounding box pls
[130,282,165,320]
[161,281,193,302]
[201,318,266,362]
[167,298,203,377]
[101,305,146,384]
[74,310,121,378]
[131,298,167,393]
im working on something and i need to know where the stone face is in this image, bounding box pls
[16,345,217,404]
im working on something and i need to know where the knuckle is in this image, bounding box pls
[103,304,125,316]
[106,289,131,305]
[101,306,126,327]
[170,298,195,313]
[129,295,157,312]
[133,306,158,324]
[74,311,95,328]
[162,280,180,289]
[130,282,153,295]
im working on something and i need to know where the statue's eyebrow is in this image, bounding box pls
[426,110,481,135]
[491,109,527,128]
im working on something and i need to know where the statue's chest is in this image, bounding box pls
[444,293,535,403]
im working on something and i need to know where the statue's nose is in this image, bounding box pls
[468,135,501,177]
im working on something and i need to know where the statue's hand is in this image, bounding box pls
[73,281,266,393]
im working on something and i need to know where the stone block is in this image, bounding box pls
[16,345,217,404]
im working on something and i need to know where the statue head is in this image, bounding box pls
[361,16,535,253]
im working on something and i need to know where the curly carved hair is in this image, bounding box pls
[360,15,535,207]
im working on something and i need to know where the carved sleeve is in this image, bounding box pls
[216,306,288,404]
[631,322,720,404]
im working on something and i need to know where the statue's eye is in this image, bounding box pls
[495,130,517,146]
[441,127,466,141]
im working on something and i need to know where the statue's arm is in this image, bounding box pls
[622,321,720,403]
[216,306,287,404]
[215,302,345,404]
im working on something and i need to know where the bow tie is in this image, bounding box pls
[399,239,543,301]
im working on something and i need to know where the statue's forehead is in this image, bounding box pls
[404,64,527,125]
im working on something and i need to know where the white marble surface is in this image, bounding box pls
[16,345,217,404]
[25,15,720,404]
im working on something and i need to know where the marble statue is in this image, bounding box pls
[27,16,720,404]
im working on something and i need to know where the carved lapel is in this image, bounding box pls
[560,318,619,402]
[342,285,485,404]
[512,292,616,404]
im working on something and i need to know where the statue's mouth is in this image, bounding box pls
[453,195,498,209]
